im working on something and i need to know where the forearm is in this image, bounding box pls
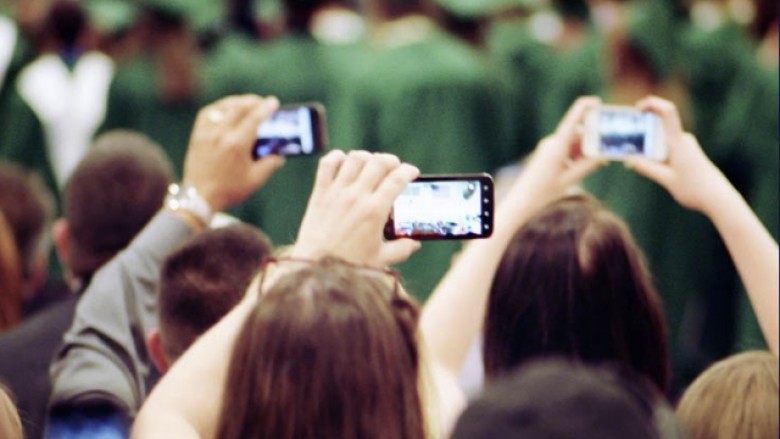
[420,193,539,375]
[133,293,255,439]
[704,181,779,356]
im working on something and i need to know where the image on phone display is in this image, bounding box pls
[252,105,324,159]
[598,110,657,157]
[385,175,494,241]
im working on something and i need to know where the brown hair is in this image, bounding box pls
[215,257,426,439]
[676,350,779,439]
[158,224,273,362]
[0,160,55,281]
[483,194,671,392]
[0,212,23,331]
[63,130,173,280]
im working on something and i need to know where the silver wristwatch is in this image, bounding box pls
[165,183,213,226]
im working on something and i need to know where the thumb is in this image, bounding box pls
[379,239,422,267]
[250,155,285,189]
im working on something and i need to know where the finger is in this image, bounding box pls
[373,163,420,206]
[555,96,601,139]
[220,95,264,128]
[378,239,421,266]
[334,150,372,186]
[624,156,674,188]
[636,96,684,139]
[235,97,279,144]
[356,153,402,192]
[250,155,286,189]
[312,149,347,193]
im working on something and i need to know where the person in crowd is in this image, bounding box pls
[0,160,59,320]
[0,0,114,199]
[147,223,273,373]
[0,212,23,331]
[675,350,778,439]
[0,384,22,439]
[47,95,286,433]
[0,130,173,439]
[131,145,471,436]
[451,358,686,439]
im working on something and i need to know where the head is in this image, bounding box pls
[483,194,670,392]
[149,224,273,372]
[0,160,55,296]
[452,358,684,439]
[0,212,23,331]
[57,130,173,284]
[676,350,779,439]
[216,257,426,439]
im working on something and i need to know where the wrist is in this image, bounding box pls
[165,183,214,228]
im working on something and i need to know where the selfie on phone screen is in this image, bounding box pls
[385,175,494,240]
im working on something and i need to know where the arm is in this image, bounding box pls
[419,97,603,376]
[626,96,779,356]
[49,95,284,417]
[133,150,420,438]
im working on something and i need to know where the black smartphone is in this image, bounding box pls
[384,174,494,241]
[252,103,327,159]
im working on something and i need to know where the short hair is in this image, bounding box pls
[215,257,426,439]
[452,358,684,439]
[63,130,174,280]
[0,212,23,330]
[483,194,671,392]
[0,161,55,280]
[676,350,779,439]
[157,224,273,362]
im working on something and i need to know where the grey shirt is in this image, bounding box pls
[48,211,194,415]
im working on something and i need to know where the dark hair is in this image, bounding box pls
[483,194,671,392]
[0,161,55,280]
[215,257,426,439]
[452,357,684,439]
[158,224,273,362]
[63,130,173,280]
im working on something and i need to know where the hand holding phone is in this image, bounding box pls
[252,103,327,159]
[582,105,666,161]
[384,174,494,241]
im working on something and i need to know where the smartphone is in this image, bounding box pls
[582,106,666,161]
[384,174,494,241]
[252,103,327,159]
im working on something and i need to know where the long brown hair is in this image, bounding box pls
[215,257,426,439]
[676,350,779,439]
[483,194,671,392]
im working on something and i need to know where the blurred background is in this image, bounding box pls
[0,0,776,400]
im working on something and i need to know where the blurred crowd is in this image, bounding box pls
[0,0,776,436]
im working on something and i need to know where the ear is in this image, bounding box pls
[146,329,170,374]
[52,218,69,270]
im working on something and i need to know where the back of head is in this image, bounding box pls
[0,212,23,330]
[452,358,683,439]
[0,161,55,283]
[676,350,779,439]
[63,130,173,280]
[483,194,670,392]
[216,257,425,439]
[157,224,273,362]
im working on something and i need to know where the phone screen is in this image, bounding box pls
[384,175,494,241]
[597,109,658,158]
[252,104,326,159]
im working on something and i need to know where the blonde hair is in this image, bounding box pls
[0,384,22,439]
[676,351,779,439]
